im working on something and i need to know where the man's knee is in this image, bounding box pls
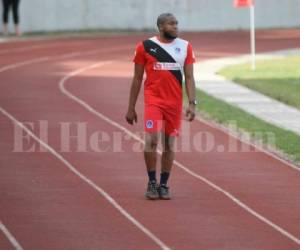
[144,133,158,151]
[162,134,175,152]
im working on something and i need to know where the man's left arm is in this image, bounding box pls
[184,63,196,122]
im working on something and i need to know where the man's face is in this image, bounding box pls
[160,16,178,39]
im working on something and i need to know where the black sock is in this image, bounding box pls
[160,172,170,186]
[147,171,156,183]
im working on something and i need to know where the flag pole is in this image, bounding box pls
[250,4,256,70]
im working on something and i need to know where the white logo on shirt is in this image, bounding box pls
[150,48,158,53]
[153,62,181,71]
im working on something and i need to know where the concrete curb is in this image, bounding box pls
[194,49,300,135]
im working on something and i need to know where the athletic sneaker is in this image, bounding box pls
[145,182,159,200]
[158,185,171,200]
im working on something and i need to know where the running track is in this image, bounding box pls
[1,29,300,250]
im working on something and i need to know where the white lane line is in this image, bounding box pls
[0,45,145,250]
[0,57,50,73]
[0,41,95,55]
[0,44,52,54]
[0,43,64,55]
[59,61,300,246]
[0,39,113,55]
[0,103,170,250]
[195,116,300,171]
[0,45,131,74]
[0,42,298,174]
[0,221,23,250]
[1,41,299,246]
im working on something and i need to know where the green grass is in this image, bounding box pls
[218,55,300,109]
[187,90,300,164]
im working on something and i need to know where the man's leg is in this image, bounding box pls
[158,106,181,200]
[161,133,175,182]
[144,132,159,181]
[158,133,176,200]
[144,132,160,199]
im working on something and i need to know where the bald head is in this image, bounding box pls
[156,13,175,29]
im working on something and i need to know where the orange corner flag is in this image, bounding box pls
[234,0,254,8]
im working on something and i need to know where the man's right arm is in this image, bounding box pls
[125,63,144,125]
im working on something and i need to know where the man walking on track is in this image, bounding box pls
[126,13,197,200]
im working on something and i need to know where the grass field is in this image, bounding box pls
[190,90,300,164]
[218,55,300,109]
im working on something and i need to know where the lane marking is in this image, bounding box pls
[0,41,298,173]
[59,61,300,246]
[0,40,299,248]
[0,41,98,55]
[0,43,63,55]
[0,44,142,250]
[0,221,23,250]
[0,45,131,74]
[0,57,50,73]
[0,99,170,250]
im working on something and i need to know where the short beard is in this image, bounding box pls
[163,31,177,40]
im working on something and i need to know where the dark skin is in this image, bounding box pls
[125,15,196,177]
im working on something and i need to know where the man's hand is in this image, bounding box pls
[126,63,144,125]
[185,104,196,122]
[184,63,196,122]
[126,108,138,125]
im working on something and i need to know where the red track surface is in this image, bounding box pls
[1,29,300,250]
